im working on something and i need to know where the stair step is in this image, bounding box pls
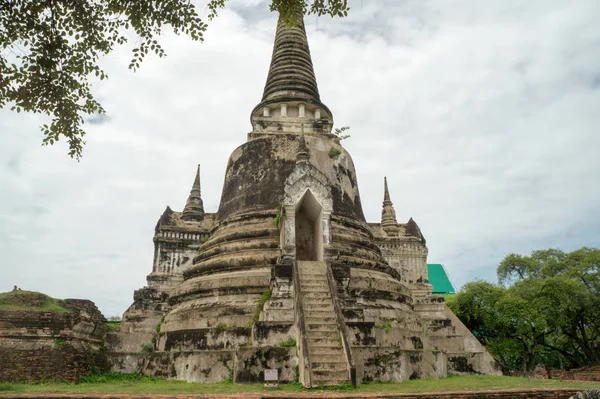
[312,362,348,371]
[300,278,329,286]
[311,379,349,387]
[310,353,345,362]
[299,274,327,279]
[312,369,349,380]
[305,309,336,316]
[302,292,331,299]
[306,331,339,340]
[308,338,341,347]
[302,295,333,304]
[306,323,338,331]
[309,345,345,354]
[301,286,330,293]
[305,316,337,323]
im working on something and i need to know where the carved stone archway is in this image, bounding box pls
[280,164,333,263]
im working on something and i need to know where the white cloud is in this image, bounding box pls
[1,0,599,316]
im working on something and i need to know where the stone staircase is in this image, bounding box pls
[297,261,350,386]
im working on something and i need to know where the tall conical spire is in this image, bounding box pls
[182,165,204,221]
[381,177,399,236]
[250,13,333,135]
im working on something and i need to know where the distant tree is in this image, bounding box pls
[0,0,349,159]
[448,247,600,372]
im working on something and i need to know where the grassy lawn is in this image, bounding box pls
[0,375,598,395]
[0,290,72,313]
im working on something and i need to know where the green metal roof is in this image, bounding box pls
[427,264,456,295]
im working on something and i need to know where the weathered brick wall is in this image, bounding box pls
[0,310,80,332]
[0,301,107,382]
[0,345,106,382]
[550,365,600,381]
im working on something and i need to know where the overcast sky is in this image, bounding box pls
[1,0,599,318]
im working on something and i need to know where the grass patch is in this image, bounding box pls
[376,322,393,334]
[0,374,597,395]
[52,338,65,350]
[248,290,271,327]
[0,290,73,313]
[104,322,122,332]
[277,337,297,348]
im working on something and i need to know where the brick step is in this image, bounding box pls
[297,268,326,273]
[306,331,339,340]
[300,276,328,282]
[302,292,332,299]
[307,337,341,346]
[312,362,348,372]
[301,285,329,291]
[309,345,344,354]
[306,323,338,331]
[303,296,332,303]
[311,369,349,380]
[301,286,330,293]
[305,309,336,316]
[311,379,349,387]
[304,314,337,325]
[303,304,335,312]
[309,353,345,362]
[300,277,329,286]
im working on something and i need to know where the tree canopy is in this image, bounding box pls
[0,0,349,159]
[447,247,600,372]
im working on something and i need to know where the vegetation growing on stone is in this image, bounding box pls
[328,148,341,159]
[104,322,121,333]
[273,201,284,228]
[248,290,272,327]
[52,338,65,350]
[278,337,297,347]
[376,322,393,334]
[0,290,73,313]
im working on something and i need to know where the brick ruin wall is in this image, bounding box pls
[0,345,107,383]
[0,300,107,382]
[549,366,600,382]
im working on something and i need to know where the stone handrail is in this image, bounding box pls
[324,262,357,387]
[293,261,312,388]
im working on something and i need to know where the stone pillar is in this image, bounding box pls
[281,205,296,262]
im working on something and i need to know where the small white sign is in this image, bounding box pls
[264,369,278,381]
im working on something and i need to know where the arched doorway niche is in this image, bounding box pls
[295,190,323,261]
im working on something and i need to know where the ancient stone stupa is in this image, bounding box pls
[107,13,499,386]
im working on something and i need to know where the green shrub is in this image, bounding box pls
[328,148,341,159]
[215,322,227,330]
[248,290,272,327]
[104,322,121,332]
[376,322,392,334]
[278,337,297,347]
[52,338,65,350]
